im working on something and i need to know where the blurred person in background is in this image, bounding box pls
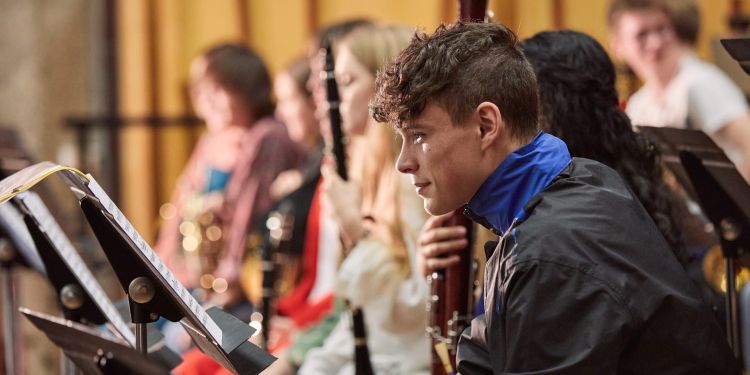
[298,23,430,375]
[608,0,750,180]
[155,43,300,319]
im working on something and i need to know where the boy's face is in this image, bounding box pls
[610,9,679,79]
[395,103,485,215]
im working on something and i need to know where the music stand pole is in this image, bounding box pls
[727,256,739,353]
[128,276,156,356]
[1,268,16,375]
[0,239,18,375]
[719,218,742,357]
[59,283,86,375]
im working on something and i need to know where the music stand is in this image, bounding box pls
[721,38,750,76]
[638,126,750,359]
[0,162,276,374]
[11,191,180,370]
[70,170,274,373]
[20,307,168,375]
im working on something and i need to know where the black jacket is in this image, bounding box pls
[457,158,738,374]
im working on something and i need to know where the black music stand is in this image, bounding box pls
[11,191,180,370]
[0,201,44,375]
[721,38,750,76]
[638,126,750,359]
[0,162,275,373]
[20,308,168,375]
[70,174,274,374]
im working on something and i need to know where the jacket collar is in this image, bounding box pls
[465,132,571,234]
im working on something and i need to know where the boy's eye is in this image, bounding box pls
[411,132,425,144]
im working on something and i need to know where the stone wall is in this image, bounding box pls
[0,1,109,373]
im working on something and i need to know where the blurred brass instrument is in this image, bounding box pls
[702,244,750,294]
[174,194,228,296]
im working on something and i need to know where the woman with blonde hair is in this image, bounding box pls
[298,24,430,375]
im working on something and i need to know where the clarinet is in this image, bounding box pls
[428,210,475,375]
[260,202,294,350]
[323,42,348,181]
[428,3,486,375]
[321,42,374,375]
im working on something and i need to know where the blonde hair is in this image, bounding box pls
[341,24,416,275]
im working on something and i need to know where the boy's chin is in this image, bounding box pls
[423,200,456,216]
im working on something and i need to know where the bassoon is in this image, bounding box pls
[427,210,476,375]
[428,2,486,374]
[321,41,374,375]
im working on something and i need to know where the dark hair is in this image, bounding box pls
[201,43,274,119]
[608,0,699,46]
[520,30,685,262]
[371,21,539,141]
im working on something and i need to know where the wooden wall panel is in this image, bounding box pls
[155,0,192,208]
[315,0,444,32]
[247,0,311,77]
[117,0,156,240]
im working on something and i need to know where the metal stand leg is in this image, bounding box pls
[725,257,740,359]
[1,268,17,375]
[128,276,155,357]
[61,356,77,375]
[135,323,147,355]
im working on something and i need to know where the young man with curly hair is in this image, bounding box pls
[371,21,737,374]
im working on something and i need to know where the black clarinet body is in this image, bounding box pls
[351,307,374,375]
[323,42,348,181]
[260,202,294,350]
[321,42,374,375]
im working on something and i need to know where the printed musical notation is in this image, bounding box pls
[86,177,224,346]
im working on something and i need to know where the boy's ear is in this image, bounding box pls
[476,101,503,150]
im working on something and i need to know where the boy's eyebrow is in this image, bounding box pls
[401,122,424,131]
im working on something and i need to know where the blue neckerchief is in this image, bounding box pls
[466,132,571,234]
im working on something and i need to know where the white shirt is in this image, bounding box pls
[627,54,749,164]
[299,176,430,375]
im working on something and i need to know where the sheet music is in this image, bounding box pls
[0,161,229,352]
[0,162,83,204]
[16,192,137,347]
[0,202,45,273]
[85,177,224,346]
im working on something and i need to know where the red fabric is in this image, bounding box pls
[288,292,333,327]
[174,348,223,375]
[275,180,334,327]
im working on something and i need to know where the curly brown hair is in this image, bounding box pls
[370,21,539,141]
